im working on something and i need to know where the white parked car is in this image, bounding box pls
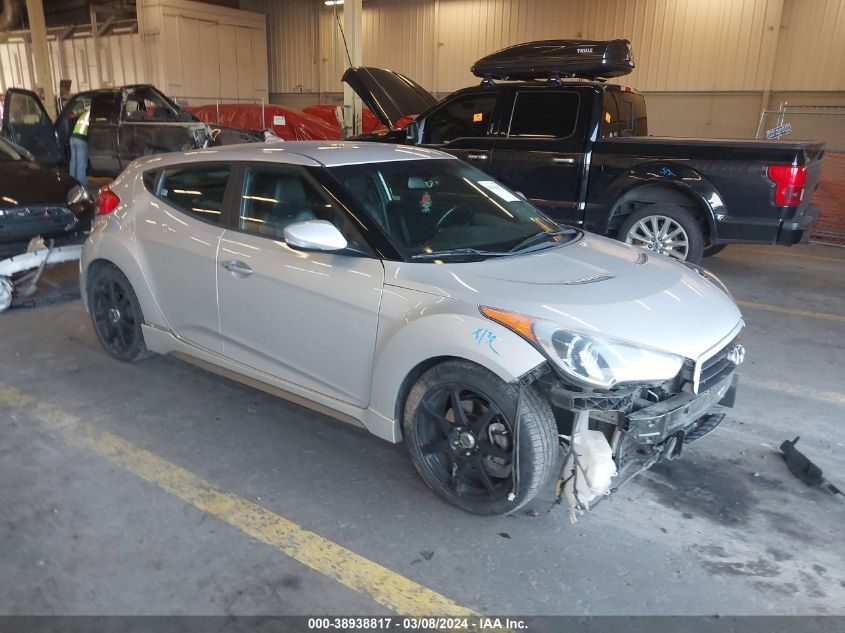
[81,142,744,515]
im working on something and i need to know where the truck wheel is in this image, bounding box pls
[87,264,153,362]
[403,360,557,515]
[619,204,705,263]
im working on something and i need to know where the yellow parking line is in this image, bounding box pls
[742,377,845,407]
[0,384,476,618]
[736,300,845,323]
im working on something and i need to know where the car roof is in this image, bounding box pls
[140,141,457,169]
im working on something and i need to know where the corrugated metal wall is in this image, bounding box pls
[0,32,146,94]
[251,0,842,96]
[773,0,845,91]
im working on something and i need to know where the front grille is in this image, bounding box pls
[696,334,741,393]
[0,205,77,240]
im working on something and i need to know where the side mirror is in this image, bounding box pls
[406,120,421,144]
[283,220,348,252]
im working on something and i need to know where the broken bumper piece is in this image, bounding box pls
[626,372,737,445]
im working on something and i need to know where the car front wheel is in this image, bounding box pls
[403,360,557,515]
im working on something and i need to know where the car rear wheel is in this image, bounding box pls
[620,203,705,263]
[88,264,153,362]
[403,360,557,515]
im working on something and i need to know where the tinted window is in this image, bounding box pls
[422,93,497,144]
[157,165,231,223]
[90,92,118,123]
[238,167,365,247]
[602,91,648,137]
[65,94,92,119]
[508,91,579,138]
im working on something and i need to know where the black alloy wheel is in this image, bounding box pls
[88,265,152,362]
[404,360,557,515]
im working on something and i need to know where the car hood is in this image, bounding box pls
[0,160,76,208]
[342,66,439,129]
[384,233,743,361]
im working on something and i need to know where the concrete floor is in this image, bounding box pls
[1,243,844,617]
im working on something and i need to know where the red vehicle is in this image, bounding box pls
[186,104,340,141]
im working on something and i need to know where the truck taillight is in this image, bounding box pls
[768,165,806,206]
[96,187,120,215]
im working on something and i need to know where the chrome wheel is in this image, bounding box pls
[625,215,689,260]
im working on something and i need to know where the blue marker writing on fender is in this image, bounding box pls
[472,328,501,356]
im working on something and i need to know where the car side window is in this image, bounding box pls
[421,93,497,145]
[90,92,118,123]
[508,91,579,138]
[156,165,231,224]
[238,167,366,248]
[123,88,176,122]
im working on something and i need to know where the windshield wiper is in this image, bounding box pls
[508,228,574,253]
[411,248,513,261]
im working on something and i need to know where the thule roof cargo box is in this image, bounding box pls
[471,39,634,81]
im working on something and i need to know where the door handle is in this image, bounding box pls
[221,259,253,276]
[467,153,488,161]
[552,156,576,164]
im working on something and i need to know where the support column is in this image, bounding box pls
[25,0,56,117]
[342,0,362,138]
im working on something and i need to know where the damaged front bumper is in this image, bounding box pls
[543,363,739,493]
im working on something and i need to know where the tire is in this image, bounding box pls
[87,264,153,362]
[403,360,557,515]
[703,244,727,258]
[619,203,705,263]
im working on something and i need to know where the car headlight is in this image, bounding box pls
[66,184,90,206]
[480,306,684,389]
[682,261,734,301]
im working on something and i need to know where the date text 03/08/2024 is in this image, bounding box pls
[307,617,529,630]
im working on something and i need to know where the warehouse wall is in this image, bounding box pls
[138,0,269,103]
[0,32,146,95]
[243,0,845,140]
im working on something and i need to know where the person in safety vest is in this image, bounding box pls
[69,107,90,187]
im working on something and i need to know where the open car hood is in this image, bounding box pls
[341,67,438,129]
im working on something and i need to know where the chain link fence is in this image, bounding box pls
[757,103,845,244]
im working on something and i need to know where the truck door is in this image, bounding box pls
[117,86,196,169]
[87,91,121,175]
[487,89,585,225]
[418,91,502,172]
[0,89,60,165]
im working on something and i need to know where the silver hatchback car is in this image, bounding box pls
[81,142,744,515]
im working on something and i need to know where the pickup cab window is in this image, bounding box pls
[508,91,579,138]
[602,91,648,137]
[421,93,497,144]
[90,92,119,123]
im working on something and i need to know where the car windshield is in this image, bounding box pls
[0,137,23,162]
[328,158,576,260]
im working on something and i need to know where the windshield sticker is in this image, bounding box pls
[472,328,501,356]
[472,112,484,123]
[477,180,520,202]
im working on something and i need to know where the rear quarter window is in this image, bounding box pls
[508,91,579,138]
[156,165,231,224]
[602,91,648,137]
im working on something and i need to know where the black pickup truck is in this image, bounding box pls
[0,85,260,177]
[344,40,825,262]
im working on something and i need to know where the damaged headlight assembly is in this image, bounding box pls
[480,306,683,389]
